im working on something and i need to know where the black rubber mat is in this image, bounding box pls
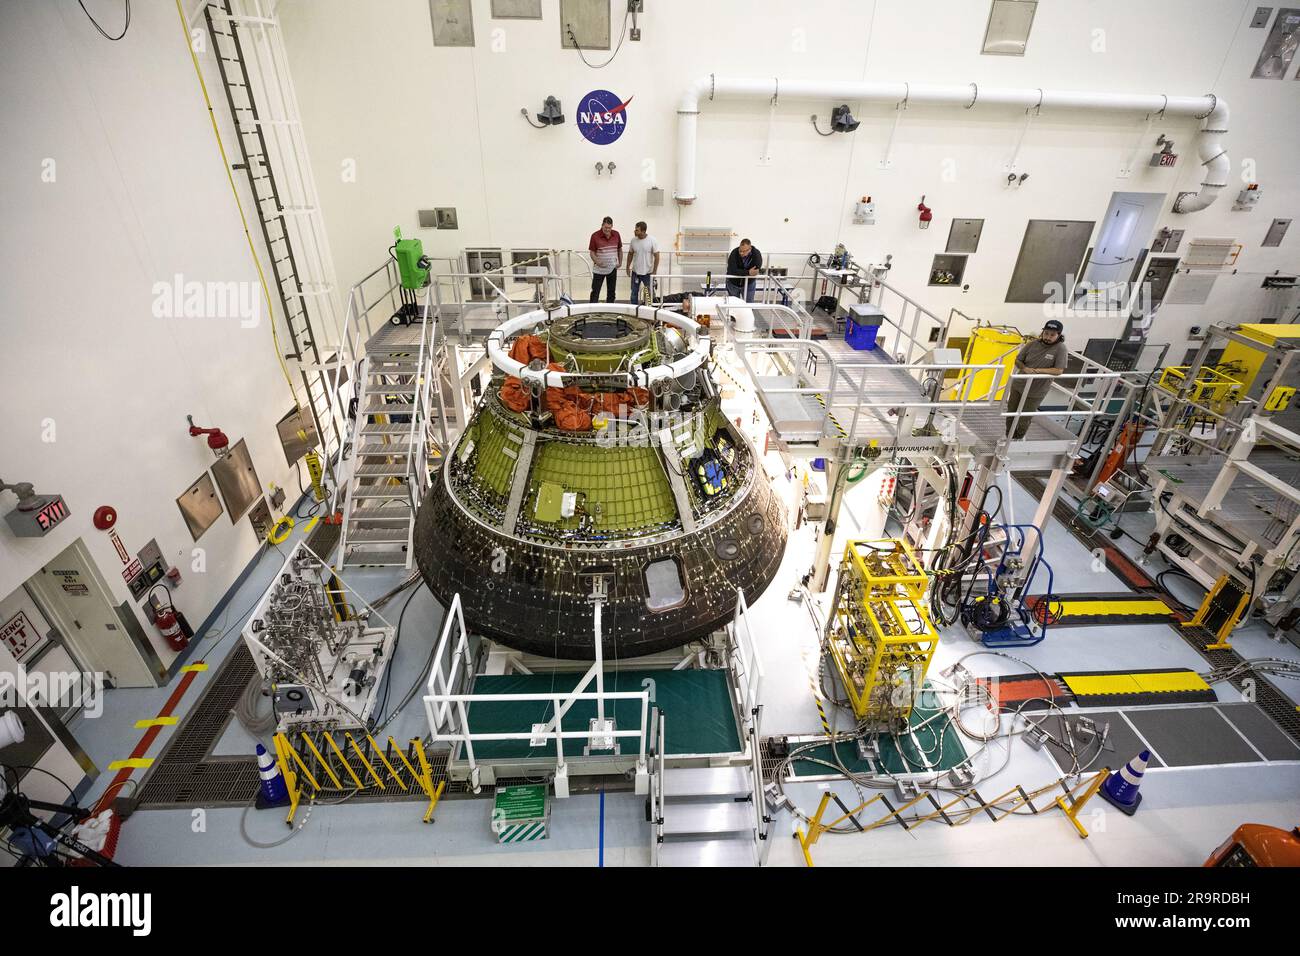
[1034,711,1164,775]
[1125,707,1262,767]
[1217,703,1300,761]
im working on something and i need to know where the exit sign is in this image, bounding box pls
[35,497,69,531]
[5,494,71,538]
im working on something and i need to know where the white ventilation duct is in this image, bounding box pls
[675,77,1229,213]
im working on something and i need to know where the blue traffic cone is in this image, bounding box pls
[255,743,289,809]
[1100,749,1149,816]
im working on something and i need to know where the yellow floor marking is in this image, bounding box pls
[108,758,155,770]
[133,717,179,728]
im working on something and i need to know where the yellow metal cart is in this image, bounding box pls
[826,539,939,725]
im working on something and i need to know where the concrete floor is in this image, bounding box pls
[45,362,1300,868]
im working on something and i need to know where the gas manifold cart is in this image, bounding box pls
[825,539,939,726]
[243,543,397,733]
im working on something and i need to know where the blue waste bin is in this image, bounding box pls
[845,319,879,350]
[845,304,886,351]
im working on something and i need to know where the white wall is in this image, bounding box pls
[0,2,303,671]
[280,0,1299,356]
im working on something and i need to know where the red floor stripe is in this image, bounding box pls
[92,664,204,814]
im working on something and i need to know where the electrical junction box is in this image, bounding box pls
[924,347,964,366]
[853,197,876,225]
[1235,185,1261,211]
[4,495,70,538]
[1151,228,1184,253]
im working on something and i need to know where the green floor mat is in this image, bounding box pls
[465,669,741,759]
[789,695,968,778]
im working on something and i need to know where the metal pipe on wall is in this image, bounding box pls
[675,76,1229,212]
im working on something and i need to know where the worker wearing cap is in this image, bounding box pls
[1006,320,1068,439]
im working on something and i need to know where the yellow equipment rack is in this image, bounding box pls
[826,539,939,725]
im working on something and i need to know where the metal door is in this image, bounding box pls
[1005,220,1095,303]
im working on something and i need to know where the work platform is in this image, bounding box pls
[459,669,742,761]
[730,298,1113,469]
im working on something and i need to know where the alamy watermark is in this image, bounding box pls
[151,274,260,328]
[1,670,105,718]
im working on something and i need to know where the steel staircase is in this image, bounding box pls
[200,0,345,469]
[336,310,451,569]
[648,712,767,867]
[654,765,761,866]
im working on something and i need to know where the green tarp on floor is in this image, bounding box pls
[465,668,741,759]
[790,695,968,777]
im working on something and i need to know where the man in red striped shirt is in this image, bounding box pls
[588,216,622,303]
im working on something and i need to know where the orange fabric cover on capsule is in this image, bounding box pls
[497,334,652,430]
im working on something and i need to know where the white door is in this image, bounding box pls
[25,539,158,688]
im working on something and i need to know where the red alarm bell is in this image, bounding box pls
[93,505,117,531]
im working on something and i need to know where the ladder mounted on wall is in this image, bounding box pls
[199,0,346,472]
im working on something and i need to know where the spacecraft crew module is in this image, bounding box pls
[413,302,787,659]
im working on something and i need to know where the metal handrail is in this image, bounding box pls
[422,592,651,792]
[728,588,764,737]
[749,724,770,865]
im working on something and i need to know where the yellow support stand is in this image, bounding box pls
[795,792,834,867]
[1183,574,1250,650]
[411,738,445,823]
[1053,769,1110,839]
[272,733,305,824]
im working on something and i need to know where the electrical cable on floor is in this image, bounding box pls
[232,671,277,738]
[238,784,363,850]
[769,643,1105,833]
[373,580,422,727]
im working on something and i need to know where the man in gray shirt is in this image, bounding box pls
[1006,320,1068,438]
[625,221,660,304]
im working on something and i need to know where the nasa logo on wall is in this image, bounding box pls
[576,89,632,145]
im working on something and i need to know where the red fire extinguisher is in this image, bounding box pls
[150,592,188,652]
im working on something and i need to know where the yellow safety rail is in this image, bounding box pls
[272,732,445,823]
[1157,365,1242,410]
[1183,573,1251,650]
[795,769,1112,865]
